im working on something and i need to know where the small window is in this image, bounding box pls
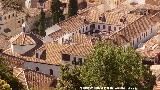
[22,19,24,23]
[0,17,2,21]
[50,69,53,75]
[72,57,76,65]
[98,25,100,29]
[72,33,74,35]
[8,15,10,19]
[36,53,39,58]
[137,38,139,43]
[108,26,111,31]
[119,27,121,30]
[86,27,88,30]
[23,27,25,32]
[140,36,141,40]
[114,27,116,31]
[144,33,145,38]
[79,30,81,33]
[103,25,105,29]
[36,67,39,71]
[13,13,14,17]
[133,40,134,45]
[78,58,83,66]
[0,27,1,30]
[18,21,20,23]
[62,54,70,61]
[62,38,64,43]
[151,28,152,33]
[146,32,147,36]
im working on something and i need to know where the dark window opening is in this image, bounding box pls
[78,58,83,66]
[62,54,70,61]
[103,25,105,29]
[36,53,39,58]
[90,24,95,29]
[72,57,76,65]
[98,25,100,29]
[114,27,116,31]
[50,69,53,75]
[36,67,39,71]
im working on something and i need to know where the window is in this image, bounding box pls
[78,58,83,66]
[62,38,64,43]
[151,28,152,33]
[18,21,20,23]
[62,54,70,61]
[119,27,122,30]
[86,26,88,30]
[79,30,81,33]
[35,67,39,71]
[72,57,76,65]
[146,32,147,36]
[83,28,84,32]
[140,36,141,40]
[50,69,53,75]
[137,38,139,43]
[13,13,14,17]
[0,17,2,21]
[0,27,1,30]
[114,27,116,31]
[36,53,39,58]
[108,26,111,31]
[22,19,24,23]
[90,24,95,29]
[72,33,74,35]
[8,15,10,19]
[144,33,145,38]
[98,25,100,29]
[103,25,105,29]
[23,27,25,32]
[133,40,134,45]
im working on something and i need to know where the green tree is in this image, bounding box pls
[57,42,156,90]
[56,64,83,90]
[0,0,23,11]
[38,9,46,37]
[0,79,11,90]
[51,0,65,24]
[0,58,24,90]
[68,0,78,17]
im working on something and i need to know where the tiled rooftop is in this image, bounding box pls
[13,67,56,90]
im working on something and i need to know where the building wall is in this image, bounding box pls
[0,11,26,37]
[23,62,60,77]
[132,26,157,48]
[11,44,36,54]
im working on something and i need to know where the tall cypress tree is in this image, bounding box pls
[51,0,64,24]
[38,9,46,37]
[68,0,78,17]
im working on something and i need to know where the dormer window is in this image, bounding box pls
[62,54,70,61]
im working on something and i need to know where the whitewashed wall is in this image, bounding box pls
[132,26,157,48]
[23,62,60,78]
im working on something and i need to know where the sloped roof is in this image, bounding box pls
[10,32,36,45]
[13,67,57,90]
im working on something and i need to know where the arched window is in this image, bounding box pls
[35,67,39,71]
[50,69,53,75]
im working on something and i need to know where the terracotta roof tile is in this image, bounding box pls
[13,67,56,90]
